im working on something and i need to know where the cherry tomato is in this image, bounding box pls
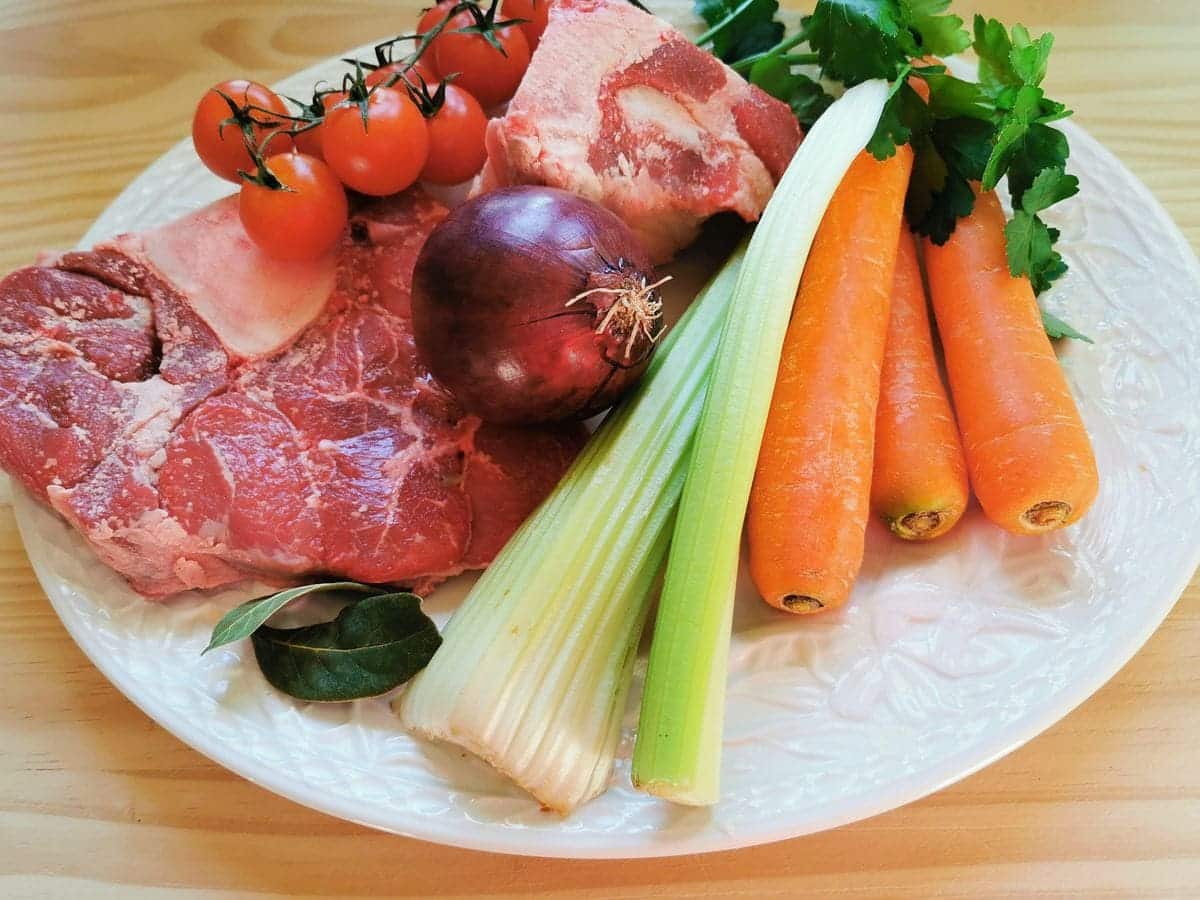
[435,12,530,108]
[501,0,550,51]
[239,152,348,260]
[192,80,293,182]
[365,59,438,89]
[291,91,345,161]
[416,0,464,72]
[420,83,489,185]
[418,0,461,34]
[322,87,430,196]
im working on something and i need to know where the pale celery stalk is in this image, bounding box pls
[631,79,890,806]
[397,247,745,814]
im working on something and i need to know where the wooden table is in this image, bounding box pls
[1,1,1197,895]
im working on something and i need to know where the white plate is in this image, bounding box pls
[10,35,1200,857]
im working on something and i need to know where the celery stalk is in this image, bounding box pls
[631,80,890,806]
[396,247,745,813]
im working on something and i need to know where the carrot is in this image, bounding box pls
[747,146,914,614]
[871,226,969,540]
[923,186,1099,535]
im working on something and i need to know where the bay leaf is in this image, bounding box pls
[250,593,441,702]
[204,581,382,654]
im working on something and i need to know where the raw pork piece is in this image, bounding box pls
[0,188,585,597]
[473,0,802,261]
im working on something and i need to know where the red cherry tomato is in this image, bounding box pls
[416,0,464,72]
[501,0,550,51]
[418,0,461,33]
[434,11,530,108]
[291,91,345,161]
[239,152,348,260]
[420,83,489,185]
[192,80,293,182]
[365,59,439,89]
[322,87,430,196]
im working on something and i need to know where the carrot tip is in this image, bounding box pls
[1020,500,1072,531]
[781,594,825,614]
[892,510,944,540]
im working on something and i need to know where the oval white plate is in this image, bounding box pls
[11,34,1200,857]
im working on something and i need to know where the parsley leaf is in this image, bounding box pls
[695,0,737,29]
[972,15,1022,93]
[1003,120,1070,205]
[1005,213,1061,290]
[695,0,784,63]
[788,76,835,127]
[906,133,957,242]
[907,116,993,242]
[867,78,927,160]
[747,53,797,98]
[807,0,908,84]
[974,16,1070,200]
[1041,310,1093,343]
[807,0,970,87]
[899,0,970,57]
[886,66,991,237]
[970,15,1078,306]
[934,117,995,182]
[920,70,992,121]
[1020,161,1080,211]
[1010,24,1054,85]
[1005,165,1079,293]
[981,84,1071,194]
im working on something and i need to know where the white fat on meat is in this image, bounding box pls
[133,196,336,360]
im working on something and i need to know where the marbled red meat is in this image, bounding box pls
[0,188,584,597]
[473,0,802,262]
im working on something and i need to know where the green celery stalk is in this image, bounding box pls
[397,247,745,814]
[632,79,890,806]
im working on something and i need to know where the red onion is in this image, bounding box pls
[412,186,665,425]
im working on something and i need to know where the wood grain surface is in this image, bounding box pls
[1,1,1198,896]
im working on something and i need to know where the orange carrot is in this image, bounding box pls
[747,146,914,614]
[871,226,969,540]
[923,187,1099,534]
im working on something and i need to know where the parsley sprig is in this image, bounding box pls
[693,0,1087,340]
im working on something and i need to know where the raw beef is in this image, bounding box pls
[473,0,802,262]
[0,188,585,598]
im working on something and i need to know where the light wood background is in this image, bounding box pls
[1,1,1198,896]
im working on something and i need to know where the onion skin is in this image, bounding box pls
[412,186,664,425]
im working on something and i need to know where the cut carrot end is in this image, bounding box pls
[1020,500,1072,531]
[891,510,944,540]
[780,594,825,614]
